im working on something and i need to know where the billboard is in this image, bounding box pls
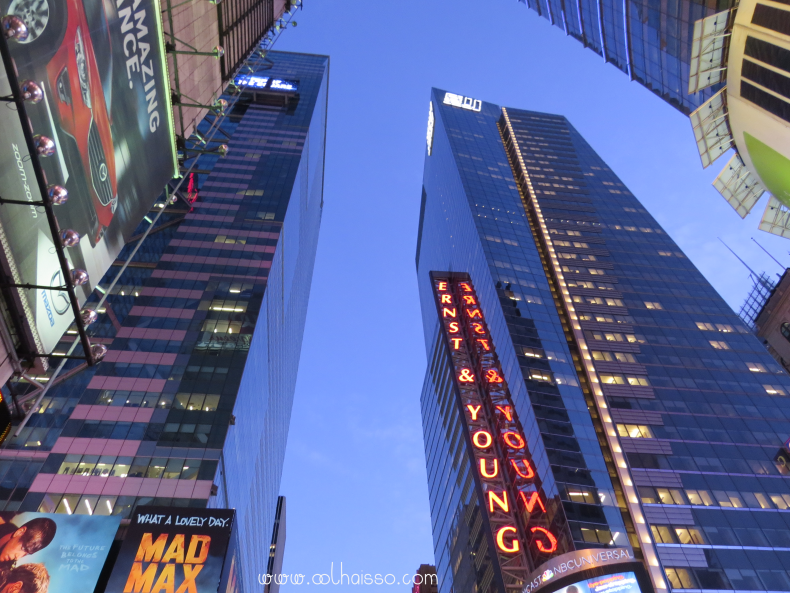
[0,0,177,354]
[105,507,237,593]
[0,511,119,593]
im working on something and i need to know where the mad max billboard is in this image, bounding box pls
[105,507,238,593]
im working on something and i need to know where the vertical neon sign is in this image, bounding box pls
[432,275,558,570]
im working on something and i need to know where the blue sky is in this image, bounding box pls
[275,1,790,589]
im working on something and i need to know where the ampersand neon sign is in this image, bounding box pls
[485,369,504,384]
[458,368,475,383]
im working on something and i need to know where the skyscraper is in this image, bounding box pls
[418,88,790,593]
[1,50,327,593]
[512,0,722,114]
[511,0,790,237]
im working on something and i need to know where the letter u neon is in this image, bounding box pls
[479,458,499,478]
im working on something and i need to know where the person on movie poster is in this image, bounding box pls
[0,513,118,593]
[0,516,56,573]
[0,564,50,593]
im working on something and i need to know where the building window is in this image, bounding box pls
[709,340,730,350]
[591,351,637,363]
[781,322,790,341]
[650,525,676,543]
[616,424,654,438]
[599,373,649,386]
[644,301,663,310]
[763,385,787,395]
[665,568,698,589]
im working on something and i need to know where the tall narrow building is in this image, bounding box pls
[1,50,328,593]
[417,89,790,593]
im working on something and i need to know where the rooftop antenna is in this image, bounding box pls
[750,237,785,273]
[719,237,759,278]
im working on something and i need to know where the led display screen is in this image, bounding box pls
[234,75,269,88]
[0,511,119,593]
[0,0,177,353]
[233,76,298,92]
[558,572,642,593]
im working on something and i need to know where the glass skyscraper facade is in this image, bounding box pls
[513,0,731,114]
[0,50,327,593]
[418,88,790,593]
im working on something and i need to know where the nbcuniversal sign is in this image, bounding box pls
[521,548,643,593]
[431,273,557,583]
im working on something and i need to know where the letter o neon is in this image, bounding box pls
[472,430,493,449]
[503,431,526,449]
[531,527,558,553]
[496,526,520,553]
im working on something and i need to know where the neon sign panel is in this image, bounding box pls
[432,275,558,569]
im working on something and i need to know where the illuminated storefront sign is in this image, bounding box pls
[431,275,558,570]
[427,101,435,155]
[443,92,482,112]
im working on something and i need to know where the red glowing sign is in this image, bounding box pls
[466,404,482,420]
[458,369,475,383]
[486,369,504,384]
[531,527,558,553]
[472,430,493,449]
[496,526,520,553]
[432,274,558,569]
[489,491,510,513]
[511,459,535,479]
[503,431,526,449]
[480,458,499,478]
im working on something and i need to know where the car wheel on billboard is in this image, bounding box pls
[5,0,66,62]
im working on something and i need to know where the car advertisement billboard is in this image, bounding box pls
[0,0,177,354]
[0,511,120,593]
[105,507,238,593]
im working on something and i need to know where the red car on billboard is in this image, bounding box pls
[7,0,118,245]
